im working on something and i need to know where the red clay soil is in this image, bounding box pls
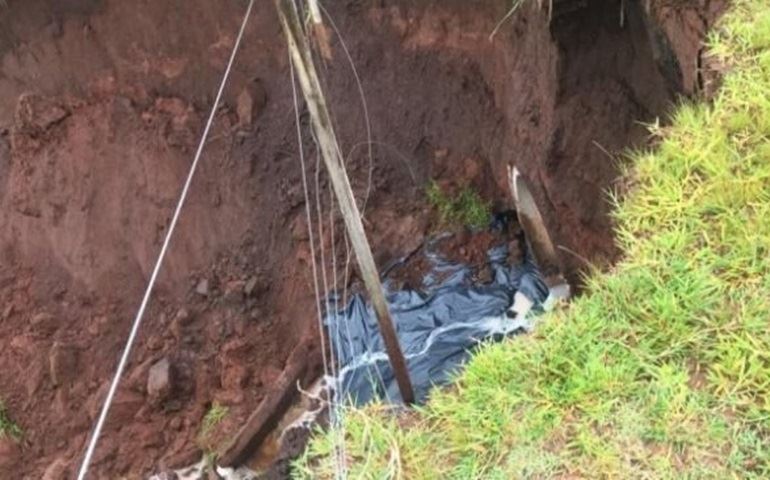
[0,0,722,478]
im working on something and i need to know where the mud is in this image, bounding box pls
[0,0,722,477]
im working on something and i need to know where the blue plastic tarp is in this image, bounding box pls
[325,237,548,404]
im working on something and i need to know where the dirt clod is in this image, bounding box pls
[147,357,174,403]
[223,280,246,305]
[48,342,78,387]
[14,93,69,132]
[235,81,267,130]
[31,312,57,334]
[195,279,210,297]
[41,457,71,480]
[0,438,21,469]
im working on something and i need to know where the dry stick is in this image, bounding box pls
[276,0,414,404]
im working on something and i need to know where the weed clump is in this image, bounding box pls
[201,402,229,436]
[426,181,490,229]
[0,400,22,442]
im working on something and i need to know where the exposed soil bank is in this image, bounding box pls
[0,0,721,477]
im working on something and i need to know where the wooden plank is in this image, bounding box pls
[217,340,314,467]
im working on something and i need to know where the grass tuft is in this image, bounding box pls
[201,402,229,437]
[0,400,22,442]
[296,1,770,478]
[426,181,490,229]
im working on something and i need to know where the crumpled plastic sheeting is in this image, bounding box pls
[326,240,548,404]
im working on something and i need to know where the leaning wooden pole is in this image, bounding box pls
[276,0,415,404]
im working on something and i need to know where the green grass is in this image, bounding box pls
[200,402,229,437]
[426,181,491,229]
[0,400,22,442]
[296,1,770,478]
[197,402,229,463]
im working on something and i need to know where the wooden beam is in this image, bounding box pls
[276,0,415,404]
[218,339,315,467]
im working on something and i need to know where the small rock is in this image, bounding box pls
[0,438,21,469]
[146,334,165,351]
[15,93,69,132]
[31,312,57,334]
[258,365,283,387]
[147,357,173,402]
[174,308,191,325]
[43,19,63,39]
[53,388,70,417]
[154,97,189,118]
[236,89,254,130]
[248,307,264,322]
[507,239,523,265]
[195,279,210,297]
[87,383,145,428]
[461,156,482,182]
[290,215,309,241]
[168,417,182,431]
[170,309,192,340]
[138,428,164,448]
[10,334,34,352]
[24,361,46,397]
[220,362,249,391]
[235,80,267,130]
[434,148,449,159]
[476,264,494,284]
[244,276,259,297]
[41,457,70,480]
[149,472,178,480]
[127,357,156,393]
[86,315,109,337]
[162,447,202,471]
[87,383,109,420]
[244,275,268,298]
[223,280,245,305]
[91,436,118,465]
[49,342,78,387]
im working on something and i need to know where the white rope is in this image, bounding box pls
[75,1,255,478]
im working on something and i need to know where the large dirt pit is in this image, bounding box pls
[0,0,723,478]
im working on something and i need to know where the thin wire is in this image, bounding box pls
[328,179,350,479]
[291,2,346,476]
[290,39,345,479]
[317,1,374,214]
[289,54,329,378]
[315,1,390,400]
[312,146,346,480]
[346,141,417,185]
[315,3,379,367]
[339,231,391,402]
[75,1,255,478]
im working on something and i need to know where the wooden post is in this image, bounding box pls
[276,0,415,404]
[218,339,316,467]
